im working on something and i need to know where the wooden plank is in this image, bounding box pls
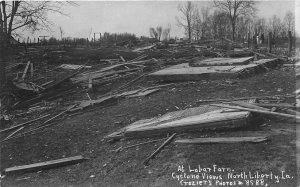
[197,94,294,103]
[211,104,300,120]
[128,89,160,98]
[143,133,176,165]
[254,103,297,109]
[30,63,34,78]
[263,52,287,62]
[41,68,83,93]
[22,61,30,80]
[1,127,24,142]
[43,104,77,124]
[120,56,126,62]
[115,138,165,152]
[69,96,117,113]
[175,137,267,144]
[0,114,51,133]
[231,101,270,111]
[4,155,88,174]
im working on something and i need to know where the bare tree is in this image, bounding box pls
[213,0,256,41]
[268,15,282,39]
[212,10,231,39]
[156,26,162,41]
[200,6,211,39]
[192,7,202,40]
[176,1,195,41]
[59,26,65,40]
[284,10,295,33]
[162,24,171,41]
[149,27,158,40]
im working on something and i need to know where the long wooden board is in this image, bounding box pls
[4,156,88,174]
[175,137,267,144]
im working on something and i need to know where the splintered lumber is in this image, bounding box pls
[120,56,126,62]
[127,88,160,98]
[141,83,175,91]
[280,108,300,116]
[0,114,51,133]
[3,105,78,141]
[59,64,91,70]
[143,133,176,165]
[211,104,300,120]
[3,155,88,174]
[231,101,270,111]
[1,127,24,142]
[41,68,83,93]
[116,138,165,152]
[263,52,287,62]
[175,137,267,144]
[196,94,294,103]
[43,104,77,124]
[254,103,297,109]
[69,96,117,113]
[115,74,145,92]
[133,45,156,52]
[190,57,253,67]
[41,80,54,87]
[22,61,30,80]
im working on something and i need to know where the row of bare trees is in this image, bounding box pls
[149,24,171,41]
[176,1,295,42]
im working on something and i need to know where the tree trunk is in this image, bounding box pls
[0,33,8,92]
[232,21,236,41]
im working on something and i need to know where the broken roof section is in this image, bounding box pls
[106,102,254,140]
[148,58,281,82]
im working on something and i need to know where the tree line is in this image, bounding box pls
[175,1,295,42]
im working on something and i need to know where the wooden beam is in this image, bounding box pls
[4,156,88,174]
[115,138,164,152]
[0,114,51,133]
[175,137,267,144]
[143,133,176,165]
[254,103,297,109]
[210,104,300,120]
[43,104,77,124]
[120,56,126,62]
[22,61,30,80]
[1,127,24,142]
[231,101,270,111]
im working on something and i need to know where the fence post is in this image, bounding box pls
[268,32,272,53]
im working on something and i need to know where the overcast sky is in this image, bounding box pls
[26,0,297,40]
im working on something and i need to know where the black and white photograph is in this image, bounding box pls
[0,0,299,186]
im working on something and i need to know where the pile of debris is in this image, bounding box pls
[0,39,297,175]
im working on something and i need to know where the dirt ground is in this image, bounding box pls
[0,47,298,187]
